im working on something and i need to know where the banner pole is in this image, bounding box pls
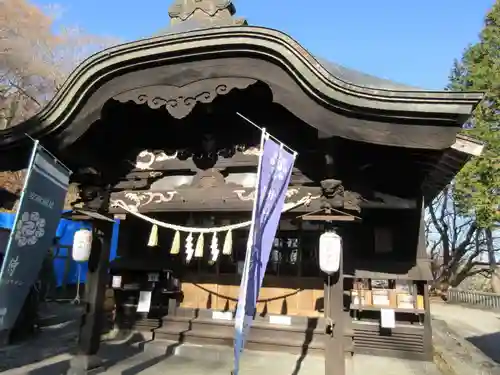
[235,112,298,157]
[232,128,267,375]
[24,133,72,174]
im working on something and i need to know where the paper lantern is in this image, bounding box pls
[319,231,342,275]
[72,228,92,262]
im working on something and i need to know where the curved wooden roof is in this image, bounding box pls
[0,0,486,206]
[0,26,483,151]
[316,58,424,91]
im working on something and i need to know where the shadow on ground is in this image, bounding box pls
[24,333,174,375]
[0,301,178,375]
[467,331,500,364]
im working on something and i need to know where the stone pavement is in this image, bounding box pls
[1,338,442,375]
[431,301,500,364]
[1,301,499,375]
[0,301,442,375]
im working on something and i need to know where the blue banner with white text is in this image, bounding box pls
[0,141,71,331]
[233,133,296,375]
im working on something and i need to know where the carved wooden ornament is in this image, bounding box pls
[113,78,256,119]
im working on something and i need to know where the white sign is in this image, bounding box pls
[380,308,396,329]
[147,273,159,282]
[137,291,152,313]
[111,276,122,289]
[212,311,233,321]
[269,315,292,326]
[372,294,390,306]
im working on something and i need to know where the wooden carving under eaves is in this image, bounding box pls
[168,0,247,26]
[109,185,319,213]
[133,149,259,172]
[190,169,226,188]
[320,178,361,212]
[113,78,256,120]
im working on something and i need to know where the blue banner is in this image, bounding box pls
[233,132,296,375]
[0,140,71,331]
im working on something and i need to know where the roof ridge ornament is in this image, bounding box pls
[168,0,247,27]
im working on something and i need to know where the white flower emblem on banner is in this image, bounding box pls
[261,185,278,223]
[269,150,287,181]
[14,212,46,247]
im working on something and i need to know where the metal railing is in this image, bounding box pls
[447,288,500,310]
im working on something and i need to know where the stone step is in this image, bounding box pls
[162,315,354,337]
[155,316,354,355]
[155,329,327,355]
[164,315,325,332]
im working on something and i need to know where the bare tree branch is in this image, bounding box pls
[425,185,491,290]
[0,0,118,127]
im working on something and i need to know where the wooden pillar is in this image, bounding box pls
[67,218,113,375]
[324,239,345,375]
[417,198,434,360]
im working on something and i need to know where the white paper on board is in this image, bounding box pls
[212,311,233,321]
[111,276,122,289]
[380,308,396,329]
[137,291,152,313]
[147,273,159,282]
[269,315,292,326]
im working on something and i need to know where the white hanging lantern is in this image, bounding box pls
[72,228,92,262]
[319,231,342,275]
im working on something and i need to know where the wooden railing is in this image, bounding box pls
[447,288,500,310]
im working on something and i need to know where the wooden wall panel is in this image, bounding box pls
[180,282,198,308]
[180,276,324,317]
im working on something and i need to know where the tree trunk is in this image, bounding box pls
[485,228,500,294]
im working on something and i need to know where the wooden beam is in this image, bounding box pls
[301,215,358,222]
[109,186,319,213]
[422,135,484,203]
[108,187,418,213]
[451,134,484,157]
[132,151,258,172]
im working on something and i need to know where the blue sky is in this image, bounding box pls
[33,0,493,90]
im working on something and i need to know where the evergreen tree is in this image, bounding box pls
[448,1,500,291]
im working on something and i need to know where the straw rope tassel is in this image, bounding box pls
[147,224,158,247]
[210,232,219,263]
[194,233,204,258]
[185,232,194,263]
[170,230,180,255]
[222,229,233,255]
